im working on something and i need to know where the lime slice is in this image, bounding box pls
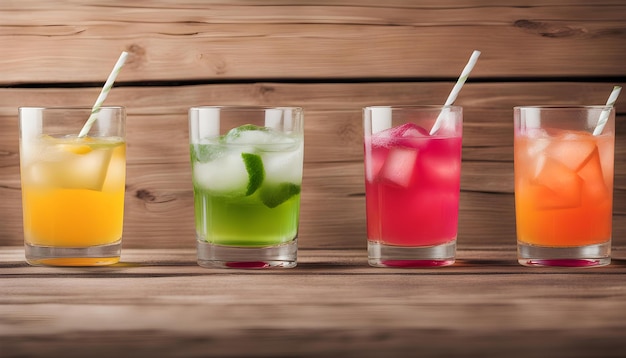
[260,183,301,208]
[241,153,264,196]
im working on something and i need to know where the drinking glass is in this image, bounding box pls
[189,106,304,268]
[19,107,126,266]
[514,106,615,267]
[364,105,463,267]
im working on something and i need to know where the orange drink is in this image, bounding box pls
[19,107,126,266]
[514,106,614,267]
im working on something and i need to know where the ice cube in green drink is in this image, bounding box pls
[192,148,265,197]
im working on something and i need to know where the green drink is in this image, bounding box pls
[191,132,303,246]
[189,107,304,268]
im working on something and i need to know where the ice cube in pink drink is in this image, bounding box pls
[398,123,429,138]
[372,123,429,147]
[365,138,387,182]
[379,147,418,187]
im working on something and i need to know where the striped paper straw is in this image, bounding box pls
[78,51,129,137]
[430,50,481,135]
[592,85,622,136]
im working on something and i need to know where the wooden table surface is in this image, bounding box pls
[2,2,626,356]
[2,246,626,358]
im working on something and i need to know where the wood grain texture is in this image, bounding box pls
[1,82,625,248]
[1,1,626,83]
[2,247,626,357]
[2,2,626,357]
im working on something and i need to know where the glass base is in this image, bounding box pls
[517,241,611,267]
[197,239,297,269]
[25,240,121,267]
[368,240,456,268]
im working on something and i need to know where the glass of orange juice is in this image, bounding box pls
[514,106,615,267]
[19,107,126,266]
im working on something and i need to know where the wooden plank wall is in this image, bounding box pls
[1,1,625,250]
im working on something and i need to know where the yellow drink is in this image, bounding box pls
[20,135,126,265]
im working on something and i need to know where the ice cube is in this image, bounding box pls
[267,134,298,151]
[372,123,429,147]
[62,147,114,191]
[28,147,114,191]
[193,151,249,195]
[544,132,596,171]
[101,152,126,191]
[380,147,418,187]
[526,137,550,158]
[525,128,549,139]
[531,155,582,209]
[225,125,276,144]
[192,142,224,163]
[525,183,576,210]
[370,131,392,147]
[597,138,614,186]
[262,143,304,185]
[419,152,460,185]
[577,148,608,203]
[227,129,274,145]
[365,142,387,182]
[226,126,297,152]
[399,123,429,138]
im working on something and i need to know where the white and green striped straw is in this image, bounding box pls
[78,51,129,137]
[592,85,622,136]
[430,50,481,135]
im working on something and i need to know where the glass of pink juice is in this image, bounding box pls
[363,106,462,267]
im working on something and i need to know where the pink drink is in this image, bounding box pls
[365,123,462,247]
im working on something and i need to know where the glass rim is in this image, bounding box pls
[189,105,303,111]
[18,106,125,111]
[364,105,461,110]
[514,105,612,110]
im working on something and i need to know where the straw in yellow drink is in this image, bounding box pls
[19,53,129,266]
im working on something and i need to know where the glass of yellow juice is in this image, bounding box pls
[18,107,126,266]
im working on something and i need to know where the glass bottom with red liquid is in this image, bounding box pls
[368,240,456,268]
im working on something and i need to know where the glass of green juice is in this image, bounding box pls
[188,106,304,268]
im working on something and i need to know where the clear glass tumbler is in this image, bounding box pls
[19,107,126,266]
[189,106,304,268]
[514,106,615,267]
[363,105,463,267]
